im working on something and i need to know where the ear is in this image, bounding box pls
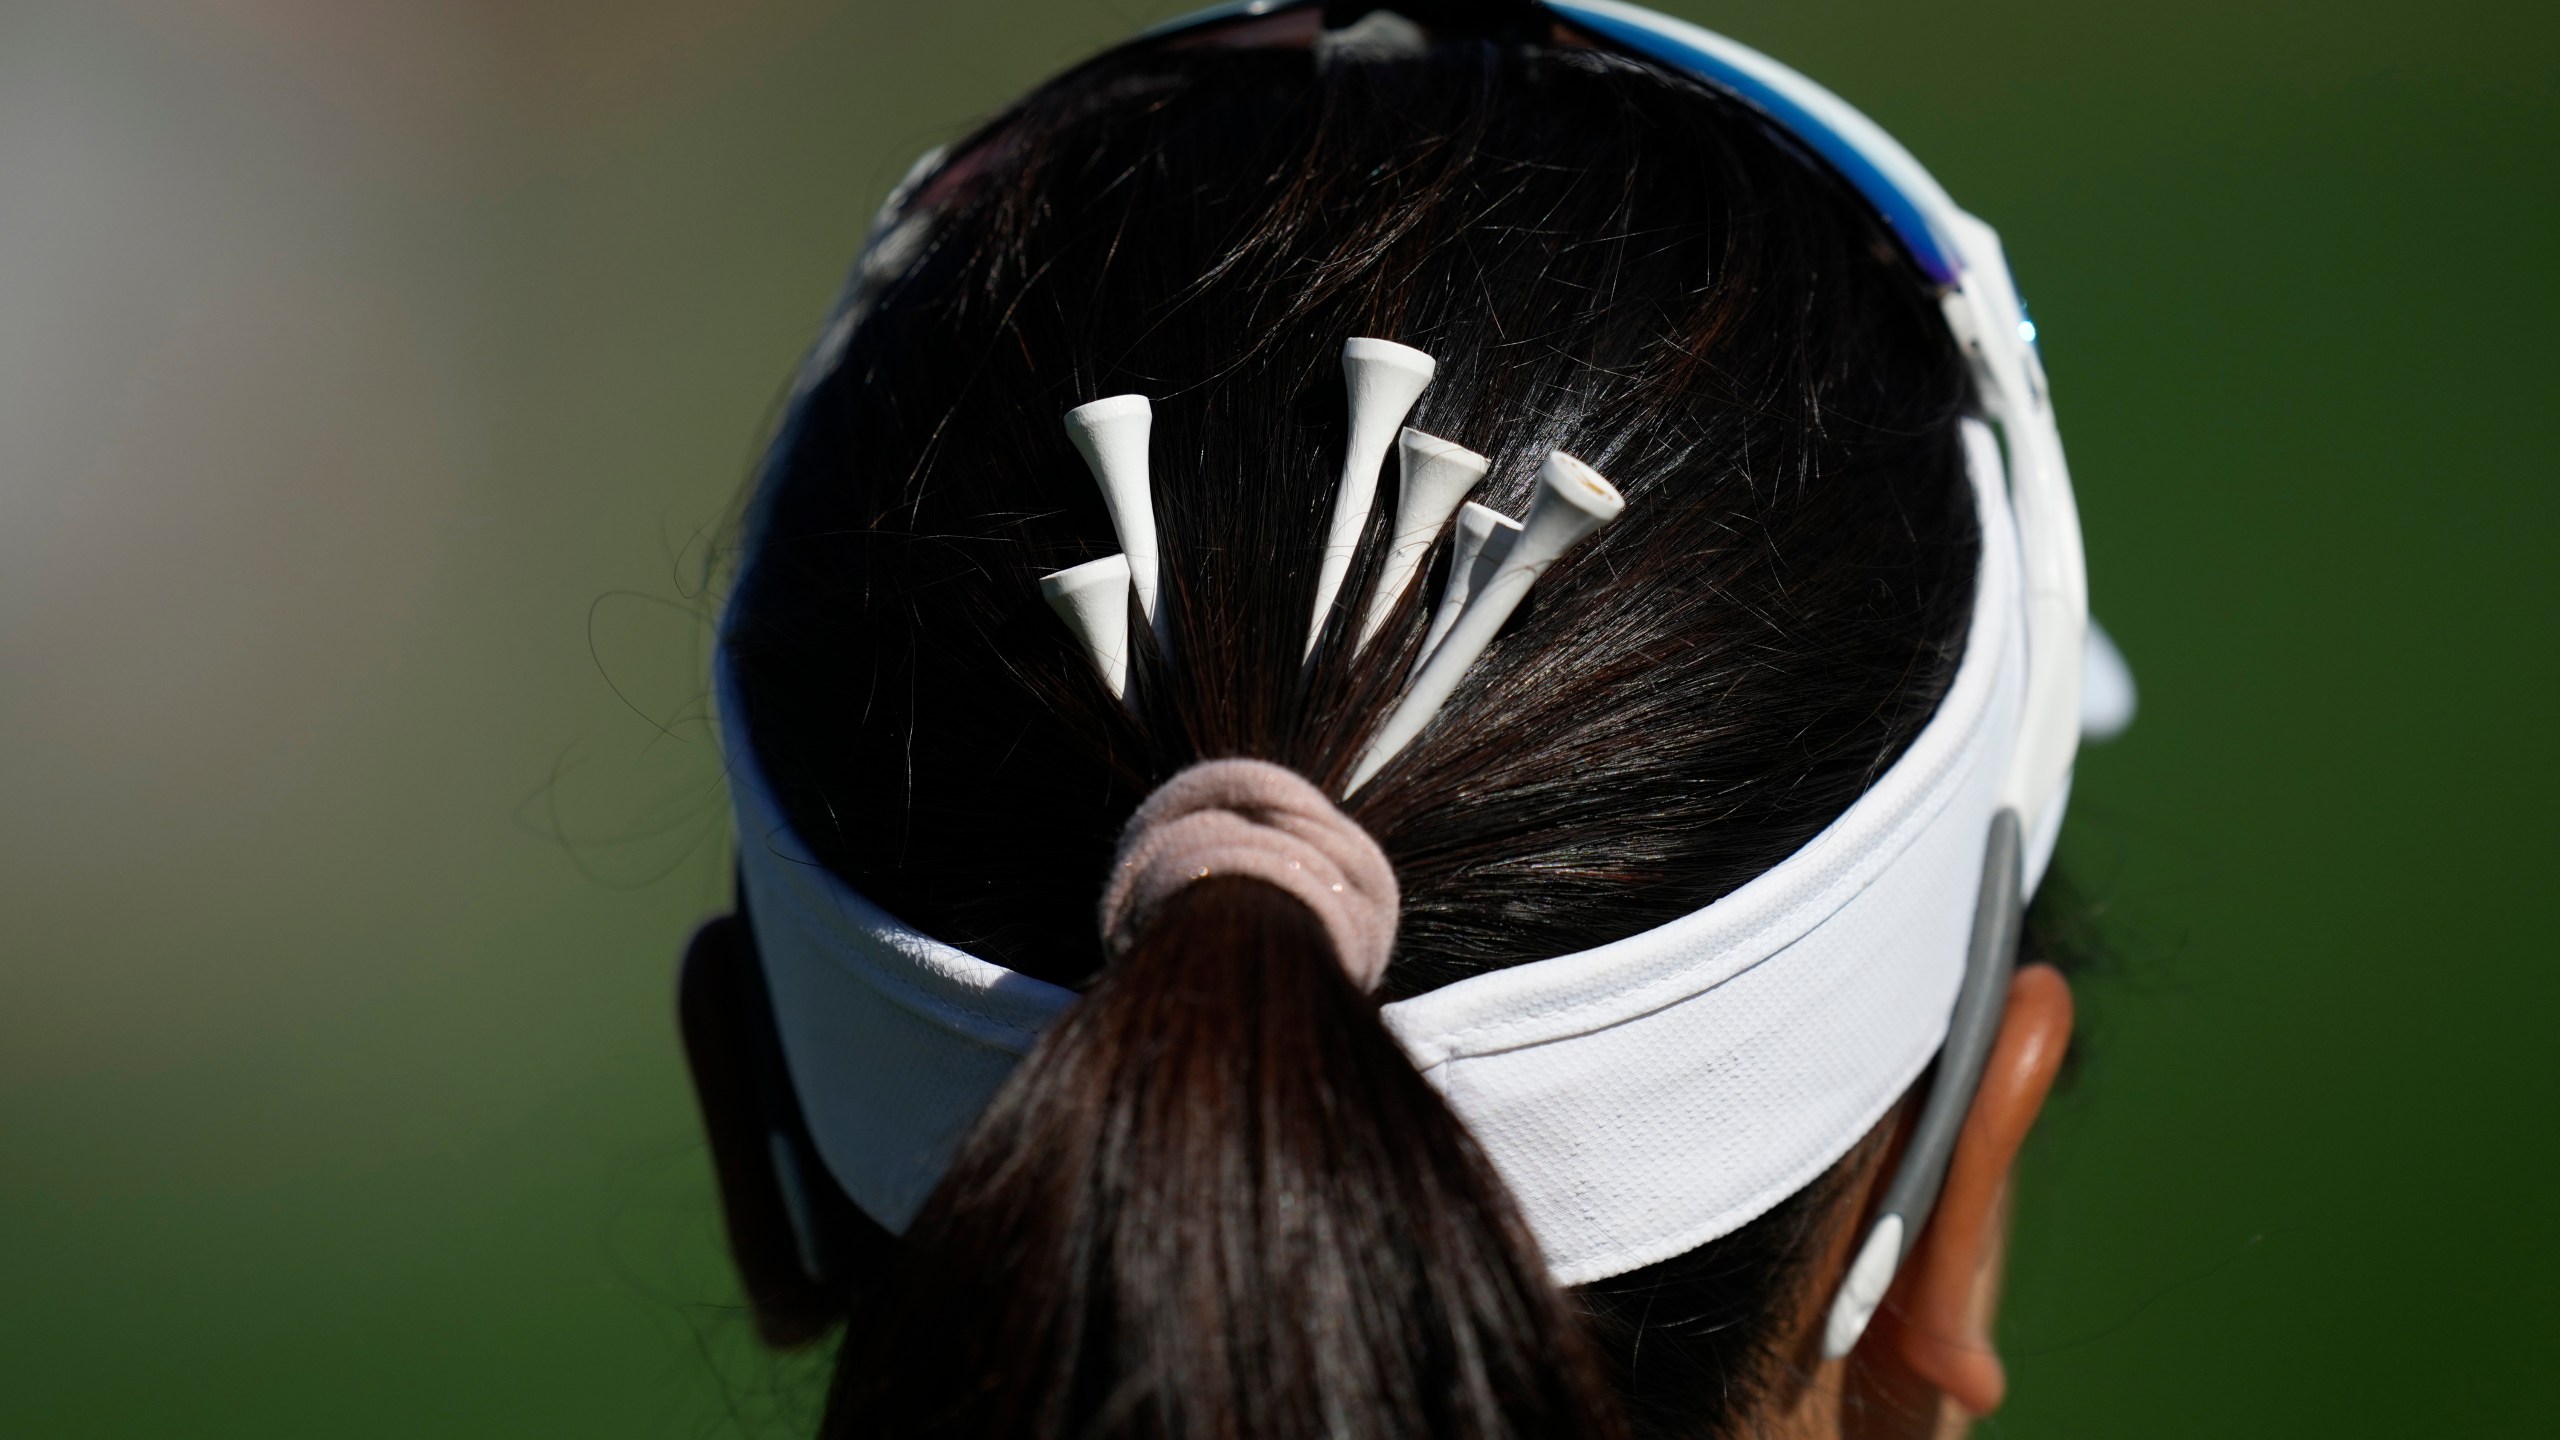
[1867,963,2075,1417]
[678,913,878,1346]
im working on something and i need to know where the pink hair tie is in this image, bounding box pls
[1099,759,1401,990]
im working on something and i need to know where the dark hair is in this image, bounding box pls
[717,16,1979,1440]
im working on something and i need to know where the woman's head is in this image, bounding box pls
[688,5,2082,1436]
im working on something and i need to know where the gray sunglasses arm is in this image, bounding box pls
[1820,807,2025,1359]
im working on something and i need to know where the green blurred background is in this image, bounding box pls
[0,0,2550,1434]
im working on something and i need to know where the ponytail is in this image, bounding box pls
[826,874,1624,1439]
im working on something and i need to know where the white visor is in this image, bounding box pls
[719,0,2094,1289]
[722,414,2043,1286]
